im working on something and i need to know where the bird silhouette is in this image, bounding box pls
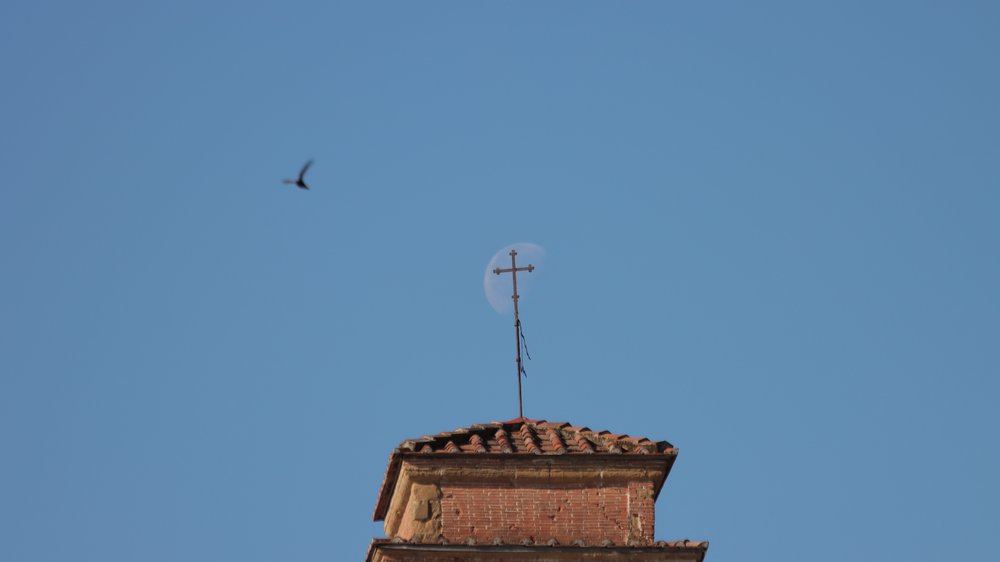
[283,160,313,190]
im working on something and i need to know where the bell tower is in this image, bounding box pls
[365,418,708,562]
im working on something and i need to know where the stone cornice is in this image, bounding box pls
[366,541,708,562]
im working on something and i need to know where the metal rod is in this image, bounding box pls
[493,248,534,420]
[511,251,523,419]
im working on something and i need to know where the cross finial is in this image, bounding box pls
[493,249,535,419]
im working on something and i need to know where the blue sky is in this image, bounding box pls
[1,2,998,561]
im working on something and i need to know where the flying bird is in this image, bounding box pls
[283,160,313,190]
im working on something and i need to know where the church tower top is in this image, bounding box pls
[374,418,678,522]
[367,418,707,561]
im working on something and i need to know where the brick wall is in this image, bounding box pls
[439,481,655,545]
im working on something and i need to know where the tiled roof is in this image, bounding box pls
[398,418,676,456]
[374,418,677,520]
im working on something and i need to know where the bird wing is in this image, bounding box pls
[298,159,314,181]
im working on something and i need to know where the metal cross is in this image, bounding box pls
[493,249,534,419]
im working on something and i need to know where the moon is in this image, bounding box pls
[483,242,546,315]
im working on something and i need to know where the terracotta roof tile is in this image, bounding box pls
[518,423,541,454]
[547,427,567,454]
[396,418,674,456]
[494,428,514,453]
[469,434,487,453]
